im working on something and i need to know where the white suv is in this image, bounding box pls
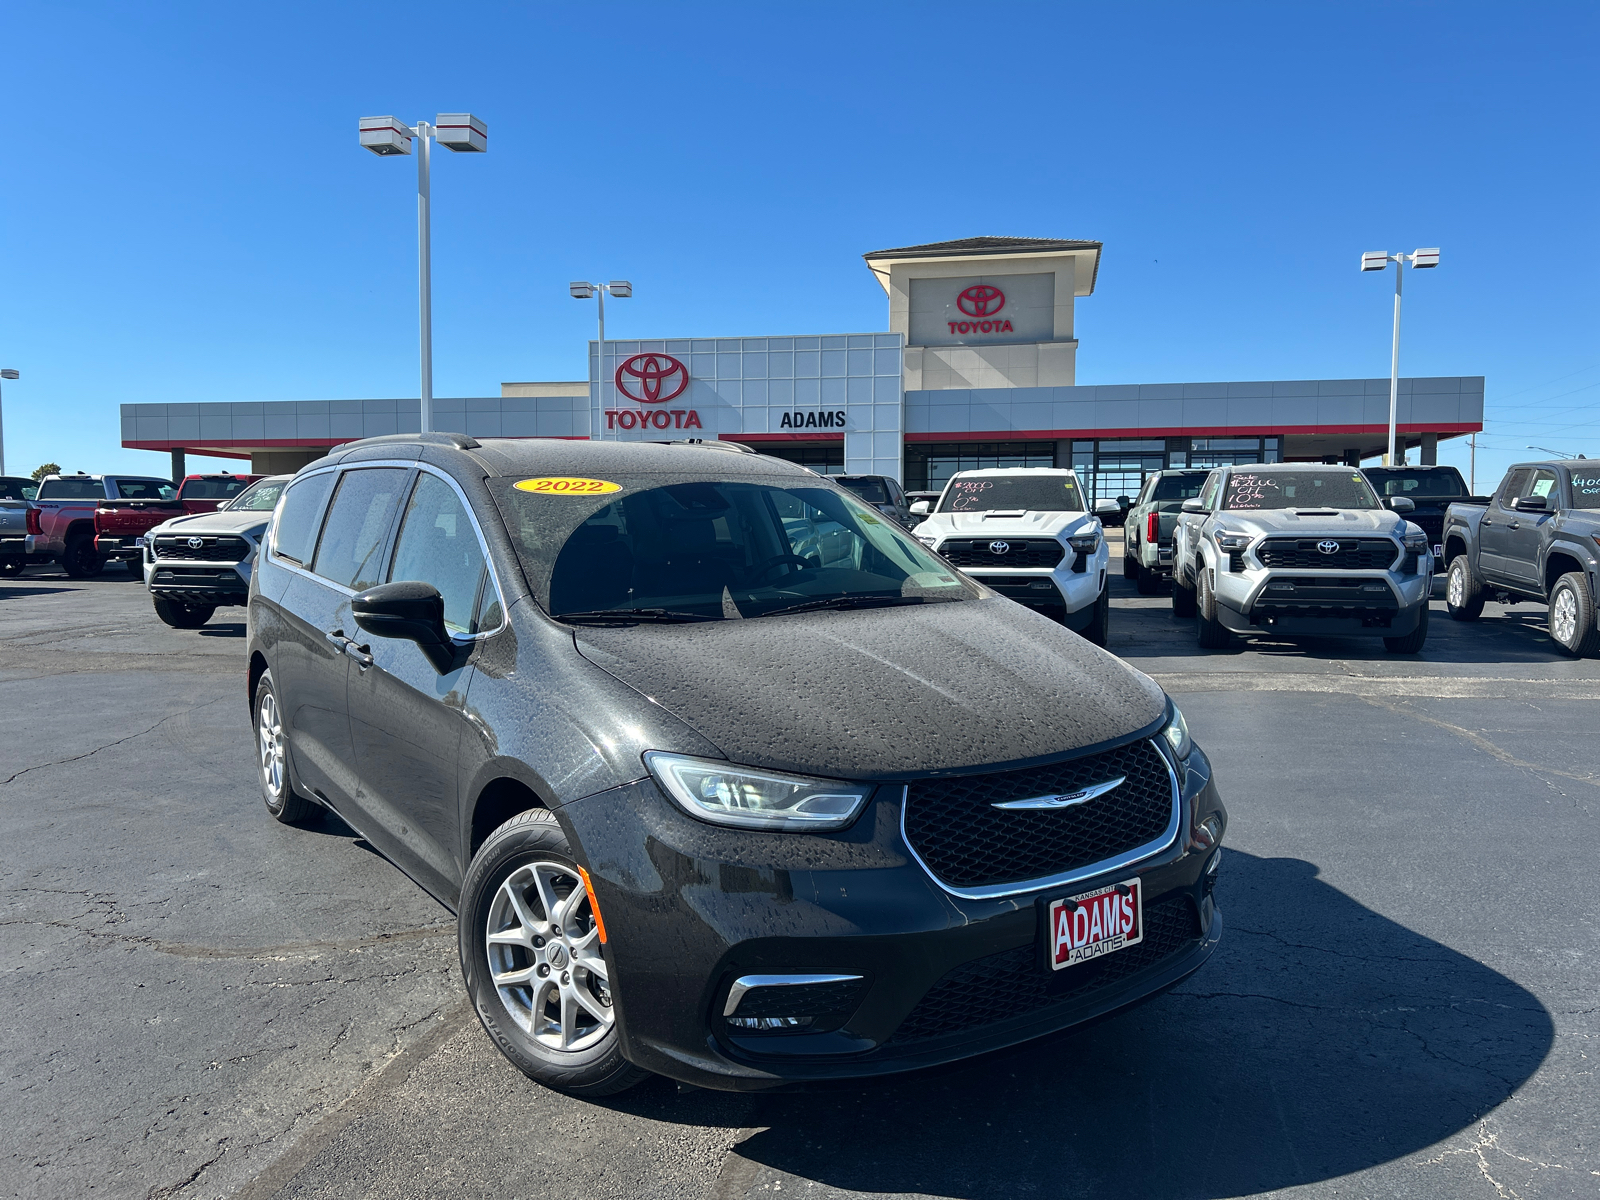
[911,468,1110,644]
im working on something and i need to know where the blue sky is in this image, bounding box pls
[1,1,1594,488]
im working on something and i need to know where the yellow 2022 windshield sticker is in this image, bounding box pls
[514,477,622,496]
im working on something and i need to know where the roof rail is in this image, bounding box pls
[342,432,482,450]
[666,439,756,454]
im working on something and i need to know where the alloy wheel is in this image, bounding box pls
[1552,586,1577,646]
[1448,564,1464,607]
[257,691,285,799]
[485,861,613,1052]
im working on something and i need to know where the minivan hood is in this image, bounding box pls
[572,597,1166,779]
[1216,508,1406,537]
[913,510,1096,540]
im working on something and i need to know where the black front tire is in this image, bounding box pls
[153,596,215,628]
[254,670,318,824]
[1446,557,1484,621]
[1384,603,1430,654]
[1195,569,1231,649]
[1122,541,1138,579]
[1549,571,1600,657]
[62,536,104,579]
[1172,568,1197,618]
[0,557,23,577]
[1134,561,1165,596]
[1079,586,1110,646]
[459,810,652,1097]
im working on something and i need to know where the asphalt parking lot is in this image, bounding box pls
[5,538,1598,1200]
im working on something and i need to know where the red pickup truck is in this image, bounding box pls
[25,473,178,577]
[178,472,262,514]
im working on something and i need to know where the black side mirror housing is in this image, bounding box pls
[352,581,468,674]
[1387,496,1416,513]
[1513,495,1547,512]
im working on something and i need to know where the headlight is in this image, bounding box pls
[1213,531,1250,552]
[1403,531,1428,552]
[1067,533,1100,555]
[917,535,939,548]
[1161,702,1192,760]
[644,752,871,832]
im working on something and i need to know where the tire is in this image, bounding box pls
[1135,561,1165,596]
[1122,540,1138,579]
[1079,585,1110,647]
[254,670,318,824]
[152,596,216,628]
[0,557,23,578]
[459,810,652,1097]
[1549,571,1600,657]
[1446,557,1484,621]
[1172,567,1197,618]
[1195,568,1231,649]
[62,536,104,579]
[1384,602,1430,654]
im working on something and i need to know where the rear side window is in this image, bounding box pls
[312,468,409,590]
[1524,469,1558,500]
[36,478,104,499]
[1498,469,1532,503]
[1196,472,1222,512]
[271,472,336,565]
[387,472,490,634]
[115,479,176,500]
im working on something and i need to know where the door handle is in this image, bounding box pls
[1507,521,1519,531]
[325,628,348,646]
[346,643,373,670]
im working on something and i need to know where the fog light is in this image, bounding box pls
[726,1016,813,1031]
[722,973,865,1035]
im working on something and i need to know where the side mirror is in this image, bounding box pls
[1387,496,1416,513]
[352,581,466,674]
[1181,498,1205,513]
[909,500,930,516]
[1513,495,1547,511]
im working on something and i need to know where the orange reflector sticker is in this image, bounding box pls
[577,865,608,944]
[514,477,621,496]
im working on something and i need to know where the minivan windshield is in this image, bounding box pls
[1222,471,1380,511]
[225,478,287,512]
[936,475,1084,514]
[495,477,971,621]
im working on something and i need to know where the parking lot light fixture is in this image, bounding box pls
[570,282,633,435]
[1361,248,1441,466]
[359,113,488,433]
[1528,445,1578,459]
[0,368,16,476]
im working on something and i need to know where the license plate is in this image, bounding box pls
[1046,877,1143,970]
[1432,543,1442,560]
[134,537,146,547]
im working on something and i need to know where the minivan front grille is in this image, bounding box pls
[938,539,1065,568]
[1256,538,1399,570]
[902,738,1177,893]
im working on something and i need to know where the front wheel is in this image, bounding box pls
[153,596,215,628]
[1195,569,1231,649]
[1384,603,1430,654]
[1172,568,1197,618]
[1078,586,1109,646]
[459,810,652,1097]
[1446,557,1484,621]
[1549,572,1600,657]
[62,536,104,578]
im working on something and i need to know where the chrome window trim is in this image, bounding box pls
[898,737,1183,901]
[264,459,509,642]
[723,974,865,1017]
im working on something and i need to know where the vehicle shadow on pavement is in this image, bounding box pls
[0,586,76,599]
[198,622,246,637]
[624,850,1553,1198]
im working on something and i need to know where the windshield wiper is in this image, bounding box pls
[756,595,929,618]
[558,608,719,625]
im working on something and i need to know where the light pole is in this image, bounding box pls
[0,369,16,476]
[360,114,487,434]
[569,281,633,436]
[1361,247,1440,465]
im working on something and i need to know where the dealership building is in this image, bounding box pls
[122,236,1483,501]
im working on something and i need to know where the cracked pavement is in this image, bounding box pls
[4,545,1598,1199]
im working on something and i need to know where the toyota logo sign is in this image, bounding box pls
[957,285,1006,318]
[615,353,688,404]
[187,537,204,549]
[989,540,1011,555]
[1317,540,1341,555]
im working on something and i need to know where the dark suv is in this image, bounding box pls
[248,433,1225,1095]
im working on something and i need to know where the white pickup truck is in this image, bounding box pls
[910,467,1111,644]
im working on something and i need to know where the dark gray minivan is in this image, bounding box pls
[248,433,1226,1095]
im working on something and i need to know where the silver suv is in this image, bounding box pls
[1172,463,1432,653]
[144,475,290,628]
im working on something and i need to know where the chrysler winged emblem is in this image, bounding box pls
[1316,539,1340,555]
[989,540,1011,555]
[991,776,1125,811]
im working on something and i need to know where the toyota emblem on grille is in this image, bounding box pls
[1317,540,1340,555]
[989,540,1011,555]
[187,537,204,549]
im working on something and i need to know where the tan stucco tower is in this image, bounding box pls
[863,236,1102,391]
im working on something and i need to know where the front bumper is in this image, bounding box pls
[1213,554,1432,638]
[147,558,252,606]
[557,743,1225,1091]
[953,543,1110,623]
